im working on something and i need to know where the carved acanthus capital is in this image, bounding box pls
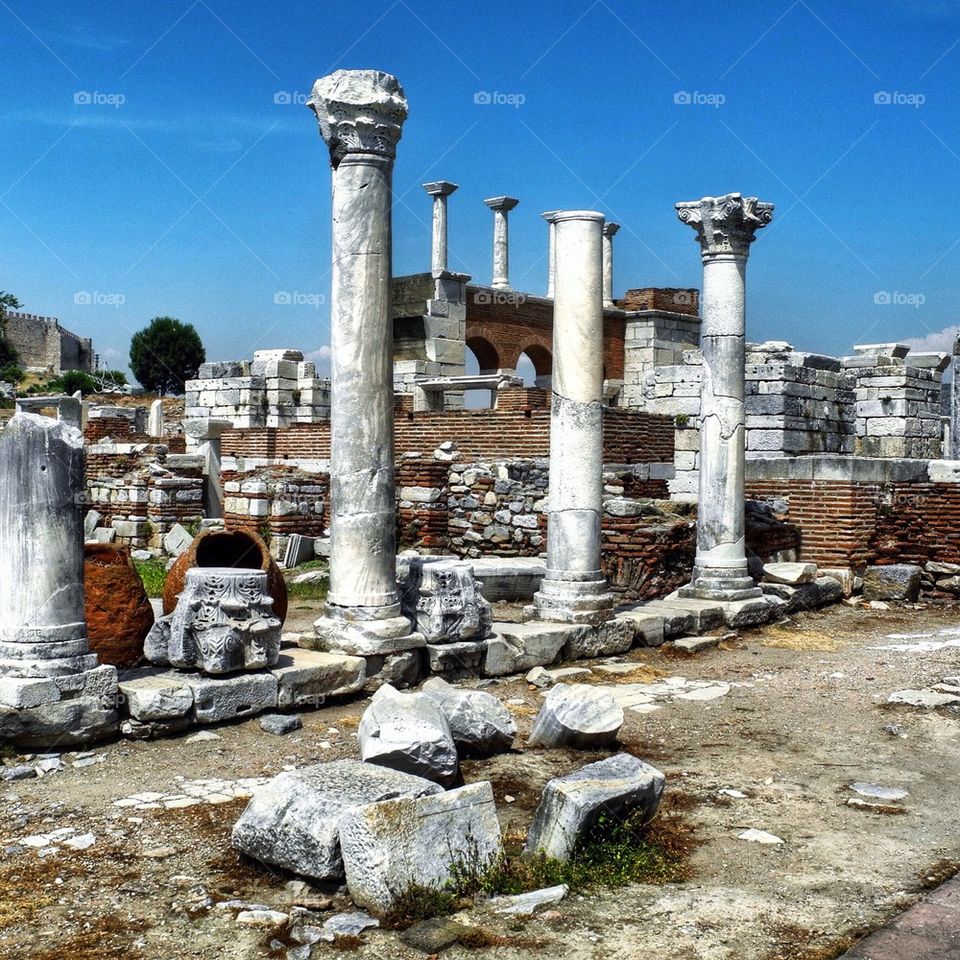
[676,193,773,260]
[308,69,408,166]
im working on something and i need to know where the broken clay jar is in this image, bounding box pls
[163,528,287,624]
[84,543,155,668]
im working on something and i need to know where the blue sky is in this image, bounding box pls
[3,0,960,383]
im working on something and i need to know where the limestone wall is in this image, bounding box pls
[4,312,92,374]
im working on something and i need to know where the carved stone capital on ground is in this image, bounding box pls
[676,193,773,260]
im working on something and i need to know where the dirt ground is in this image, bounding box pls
[3,600,960,960]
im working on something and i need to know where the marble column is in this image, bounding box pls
[484,196,519,289]
[148,398,164,438]
[542,210,559,298]
[184,418,233,519]
[676,193,773,602]
[602,221,620,308]
[422,181,458,274]
[951,335,960,460]
[308,70,421,656]
[0,413,117,745]
[534,211,614,624]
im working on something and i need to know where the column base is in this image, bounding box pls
[532,577,615,626]
[0,663,118,748]
[310,602,425,658]
[678,568,762,603]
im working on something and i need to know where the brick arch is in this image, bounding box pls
[517,342,552,377]
[465,335,501,373]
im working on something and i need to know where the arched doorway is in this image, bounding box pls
[464,337,500,409]
[518,343,552,390]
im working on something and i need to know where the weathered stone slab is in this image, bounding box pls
[421,677,516,755]
[358,686,459,785]
[174,670,278,723]
[525,753,665,860]
[723,596,775,629]
[560,618,634,661]
[528,683,623,749]
[339,781,502,912]
[232,759,442,882]
[270,647,365,709]
[612,610,665,647]
[118,667,193,721]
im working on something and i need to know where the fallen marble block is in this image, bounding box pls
[359,685,459,785]
[232,759,442,882]
[525,753,666,860]
[887,689,960,708]
[527,684,623,749]
[339,781,502,912]
[421,677,516,755]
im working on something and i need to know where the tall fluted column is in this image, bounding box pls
[422,180,458,274]
[484,196,519,289]
[542,210,559,298]
[676,193,773,602]
[308,70,421,656]
[602,221,620,308]
[534,211,613,624]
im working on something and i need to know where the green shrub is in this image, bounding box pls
[134,557,168,598]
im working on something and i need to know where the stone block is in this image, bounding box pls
[0,676,61,709]
[560,618,634,660]
[339,782,502,912]
[118,667,194,721]
[862,564,922,602]
[232,759,441,883]
[613,610,665,647]
[175,671,278,723]
[163,524,193,557]
[762,562,817,585]
[482,622,574,676]
[271,647,365,709]
[525,753,665,860]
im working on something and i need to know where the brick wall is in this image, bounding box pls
[221,407,675,464]
[746,477,960,571]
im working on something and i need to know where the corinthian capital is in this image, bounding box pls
[308,69,408,166]
[676,192,774,259]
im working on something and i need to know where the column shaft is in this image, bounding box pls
[327,155,398,612]
[431,194,448,273]
[534,211,613,624]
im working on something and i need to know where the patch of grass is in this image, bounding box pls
[287,580,329,602]
[133,557,168,598]
[754,626,841,652]
[382,883,462,927]
[288,558,328,574]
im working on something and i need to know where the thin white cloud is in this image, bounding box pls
[903,324,960,354]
